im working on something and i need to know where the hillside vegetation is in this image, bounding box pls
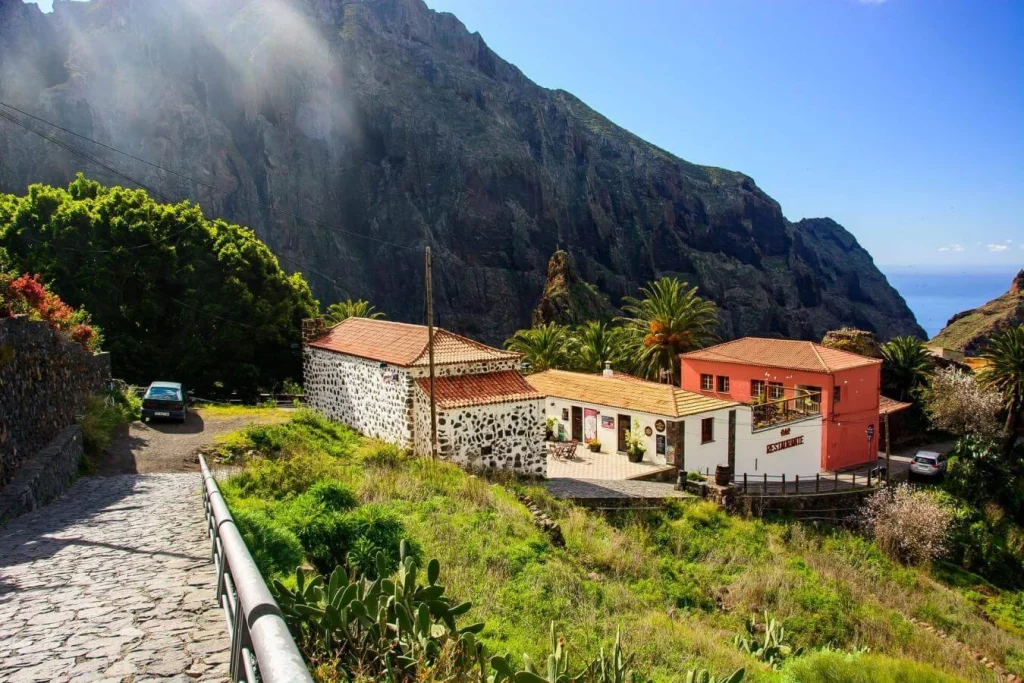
[0,176,318,395]
[931,271,1024,354]
[213,412,1024,682]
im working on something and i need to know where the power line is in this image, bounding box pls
[0,99,424,252]
[0,108,349,292]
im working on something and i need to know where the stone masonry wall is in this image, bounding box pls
[0,425,83,524]
[303,347,414,446]
[0,316,110,488]
[414,390,547,476]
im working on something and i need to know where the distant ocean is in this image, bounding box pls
[882,266,1018,339]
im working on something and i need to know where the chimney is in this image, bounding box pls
[603,361,613,378]
[301,317,327,344]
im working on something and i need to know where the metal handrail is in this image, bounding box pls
[199,455,313,683]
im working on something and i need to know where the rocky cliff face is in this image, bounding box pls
[931,270,1024,355]
[532,251,616,327]
[0,0,924,344]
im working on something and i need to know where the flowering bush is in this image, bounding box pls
[861,484,951,565]
[0,272,101,351]
[923,367,1005,445]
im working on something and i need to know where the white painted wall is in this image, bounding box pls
[543,396,702,466]
[683,409,822,478]
[543,394,822,478]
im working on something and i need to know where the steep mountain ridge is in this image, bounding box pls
[0,0,924,343]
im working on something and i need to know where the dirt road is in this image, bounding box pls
[94,409,284,475]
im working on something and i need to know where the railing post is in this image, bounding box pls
[763,472,767,491]
[782,473,786,495]
[834,470,839,490]
[867,469,872,487]
[743,472,748,494]
[795,474,800,494]
[815,473,820,493]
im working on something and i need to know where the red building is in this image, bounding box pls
[680,338,883,471]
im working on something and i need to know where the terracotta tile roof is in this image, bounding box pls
[526,369,738,418]
[681,337,881,373]
[415,371,542,409]
[306,317,520,367]
[878,395,914,416]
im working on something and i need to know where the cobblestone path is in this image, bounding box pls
[0,473,230,682]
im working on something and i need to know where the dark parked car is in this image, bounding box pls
[141,381,187,422]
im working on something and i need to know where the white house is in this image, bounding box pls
[302,317,546,475]
[526,368,822,478]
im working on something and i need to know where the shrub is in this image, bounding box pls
[307,479,358,512]
[923,368,1005,444]
[356,440,405,468]
[226,453,349,500]
[79,384,139,460]
[0,272,102,351]
[233,508,305,578]
[861,484,951,565]
[344,504,411,578]
[780,649,962,682]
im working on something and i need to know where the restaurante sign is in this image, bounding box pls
[766,435,804,454]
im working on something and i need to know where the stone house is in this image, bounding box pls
[302,317,546,475]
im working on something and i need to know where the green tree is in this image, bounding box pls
[566,320,626,373]
[325,298,384,324]
[979,325,1024,456]
[0,175,318,396]
[504,323,570,373]
[880,336,933,401]
[617,277,718,381]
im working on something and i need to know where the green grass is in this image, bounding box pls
[79,384,140,469]
[215,413,1024,682]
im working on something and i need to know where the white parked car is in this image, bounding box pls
[909,450,947,478]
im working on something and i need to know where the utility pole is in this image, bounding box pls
[425,247,437,461]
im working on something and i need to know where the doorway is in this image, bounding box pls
[571,406,583,442]
[617,414,631,452]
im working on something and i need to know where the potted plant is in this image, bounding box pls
[625,421,646,463]
[545,416,556,441]
[586,438,601,453]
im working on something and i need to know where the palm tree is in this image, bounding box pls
[880,336,933,401]
[616,277,718,382]
[325,299,384,324]
[567,320,626,373]
[979,325,1024,456]
[504,323,571,373]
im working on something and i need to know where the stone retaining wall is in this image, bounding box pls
[0,425,83,524]
[0,316,110,487]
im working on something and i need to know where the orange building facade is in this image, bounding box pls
[680,338,883,472]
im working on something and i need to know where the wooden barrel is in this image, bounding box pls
[714,464,731,487]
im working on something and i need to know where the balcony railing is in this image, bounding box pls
[751,391,821,431]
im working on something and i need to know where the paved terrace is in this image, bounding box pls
[0,472,229,682]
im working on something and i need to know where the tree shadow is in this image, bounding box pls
[0,474,208,596]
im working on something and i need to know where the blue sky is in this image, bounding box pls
[25,0,1023,272]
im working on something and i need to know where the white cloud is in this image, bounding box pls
[937,244,964,252]
[987,244,1009,252]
